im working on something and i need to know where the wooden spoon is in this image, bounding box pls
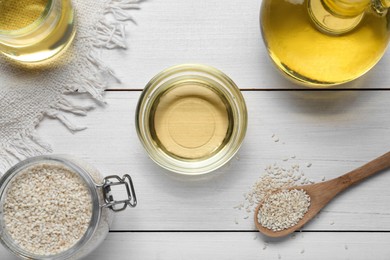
[254,151,390,238]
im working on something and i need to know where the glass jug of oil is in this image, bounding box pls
[260,0,390,87]
[0,0,75,64]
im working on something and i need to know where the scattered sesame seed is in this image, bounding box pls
[236,162,318,228]
[306,162,312,168]
[330,221,335,225]
[301,249,305,254]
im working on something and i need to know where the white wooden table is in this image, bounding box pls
[2,0,390,259]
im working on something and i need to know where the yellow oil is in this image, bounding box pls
[261,0,390,86]
[322,0,369,17]
[150,81,233,160]
[0,0,75,64]
[0,0,48,30]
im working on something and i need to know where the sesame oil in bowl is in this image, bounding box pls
[151,81,233,161]
[136,64,248,175]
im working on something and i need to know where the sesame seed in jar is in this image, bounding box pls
[2,163,93,256]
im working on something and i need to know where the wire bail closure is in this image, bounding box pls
[102,174,137,212]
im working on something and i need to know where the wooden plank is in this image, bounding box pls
[31,91,390,231]
[1,232,389,259]
[102,0,390,90]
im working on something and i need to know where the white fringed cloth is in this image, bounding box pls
[0,0,141,173]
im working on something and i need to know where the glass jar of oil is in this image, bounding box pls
[0,0,76,64]
[136,64,248,175]
[260,0,390,87]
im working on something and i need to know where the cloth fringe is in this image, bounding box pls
[45,96,95,132]
[0,0,141,174]
[51,0,141,129]
[0,131,52,174]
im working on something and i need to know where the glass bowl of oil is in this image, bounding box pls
[136,64,248,175]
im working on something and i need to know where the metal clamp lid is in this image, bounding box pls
[101,174,137,212]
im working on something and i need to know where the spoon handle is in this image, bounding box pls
[336,151,390,190]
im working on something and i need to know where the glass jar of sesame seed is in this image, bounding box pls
[0,155,137,259]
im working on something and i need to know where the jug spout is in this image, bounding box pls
[322,0,370,17]
[380,0,390,8]
[309,0,388,35]
[374,0,390,13]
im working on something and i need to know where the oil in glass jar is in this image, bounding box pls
[260,0,390,87]
[0,0,76,64]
